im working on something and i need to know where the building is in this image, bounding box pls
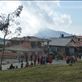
[0,36,50,65]
[49,35,82,60]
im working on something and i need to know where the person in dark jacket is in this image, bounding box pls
[9,64,15,69]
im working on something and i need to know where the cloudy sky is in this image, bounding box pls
[0,0,82,38]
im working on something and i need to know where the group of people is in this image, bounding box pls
[25,55,53,67]
[8,55,78,70]
[8,64,16,69]
[29,55,53,66]
[8,54,53,69]
[65,56,77,65]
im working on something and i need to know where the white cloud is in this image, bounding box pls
[19,6,41,37]
[0,1,73,38]
[0,1,21,14]
[24,1,72,32]
[0,1,22,38]
[54,14,72,27]
[64,25,82,36]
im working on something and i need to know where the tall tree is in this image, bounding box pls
[0,5,23,70]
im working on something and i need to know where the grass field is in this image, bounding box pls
[0,61,82,82]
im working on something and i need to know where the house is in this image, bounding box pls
[0,36,50,65]
[49,35,82,60]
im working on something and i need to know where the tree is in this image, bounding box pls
[0,5,23,70]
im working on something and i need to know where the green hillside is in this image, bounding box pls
[0,61,82,82]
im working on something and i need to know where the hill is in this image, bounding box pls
[35,28,71,38]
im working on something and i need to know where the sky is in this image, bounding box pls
[0,0,82,38]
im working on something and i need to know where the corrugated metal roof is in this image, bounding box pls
[49,38,72,46]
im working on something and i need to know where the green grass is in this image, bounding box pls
[0,61,82,82]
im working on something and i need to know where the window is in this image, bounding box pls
[31,42,37,48]
[37,42,41,48]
